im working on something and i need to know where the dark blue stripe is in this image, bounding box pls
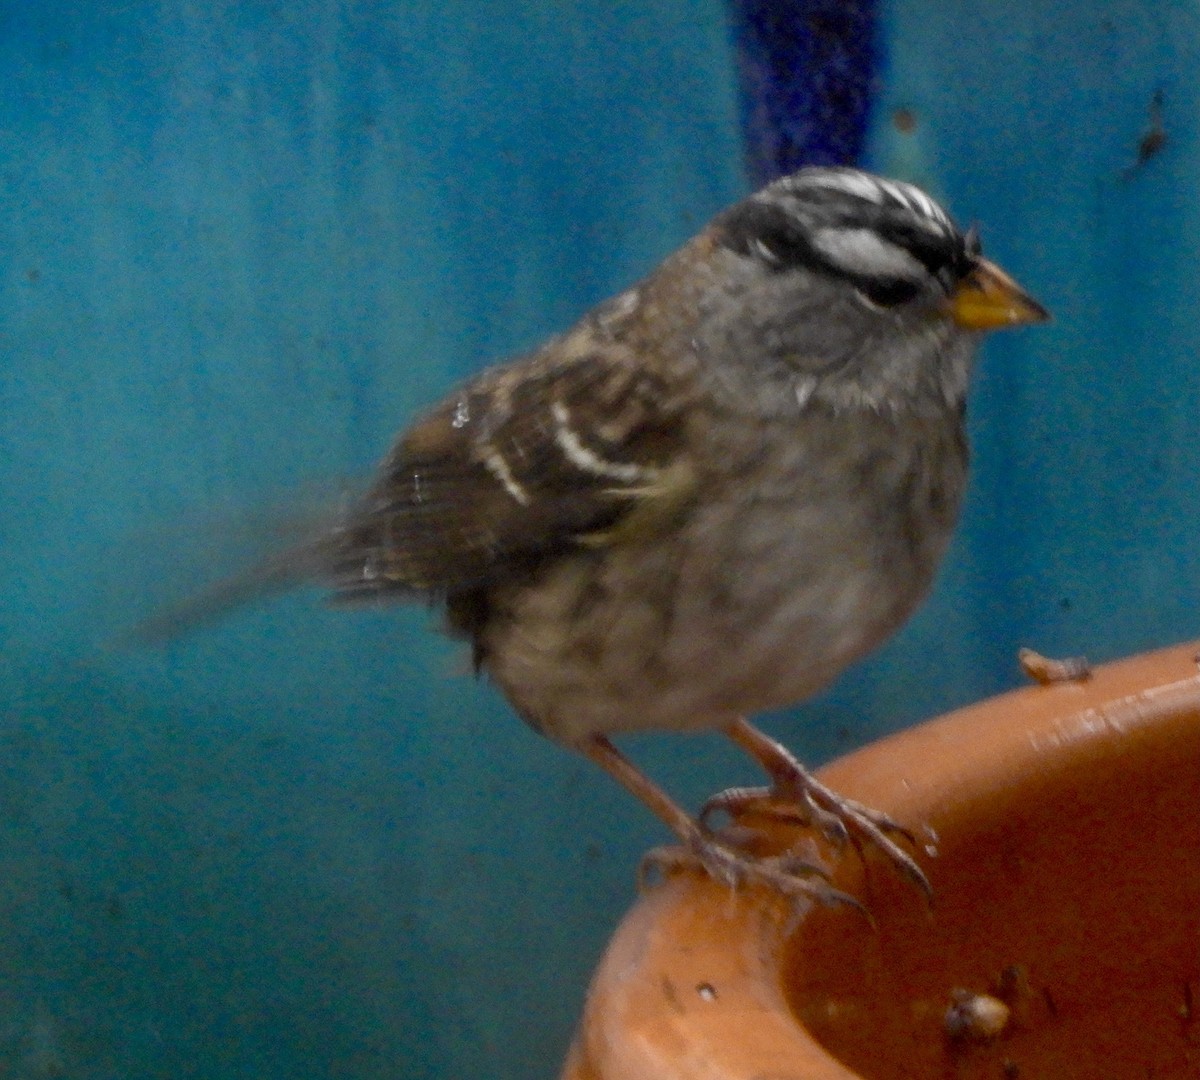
[729,0,882,184]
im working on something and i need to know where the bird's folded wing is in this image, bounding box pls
[324,346,697,598]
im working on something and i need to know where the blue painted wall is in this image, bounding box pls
[1,2,1198,1076]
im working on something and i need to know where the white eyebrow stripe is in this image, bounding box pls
[551,400,650,483]
[811,226,927,280]
[481,445,531,505]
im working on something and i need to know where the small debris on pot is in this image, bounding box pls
[1018,647,1093,685]
[944,989,1011,1044]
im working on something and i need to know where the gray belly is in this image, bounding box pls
[477,438,963,743]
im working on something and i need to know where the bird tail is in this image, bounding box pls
[124,533,340,644]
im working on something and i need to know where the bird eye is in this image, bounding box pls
[856,277,924,308]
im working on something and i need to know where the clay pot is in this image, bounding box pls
[560,641,1200,1079]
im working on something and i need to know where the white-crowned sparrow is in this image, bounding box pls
[146,167,1047,902]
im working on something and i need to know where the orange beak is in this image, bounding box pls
[950,257,1050,331]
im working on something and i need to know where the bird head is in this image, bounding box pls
[705,167,1048,415]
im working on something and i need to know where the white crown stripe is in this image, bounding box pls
[875,178,911,212]
[816,171,886,204]
[877,178,947,228]
[913,189,947,227]
[787,169,952,232]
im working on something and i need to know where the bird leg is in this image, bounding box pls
[576,734,858,909]
[702,717,931,899]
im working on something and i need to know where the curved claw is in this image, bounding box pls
[638,828,869,917]
[702,784,850,846]
[798,774,932,902]
[701,785,805,828]
[700,779,931,903]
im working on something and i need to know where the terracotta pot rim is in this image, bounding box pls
[562,640,1200,1080]
[816,641,1200,834]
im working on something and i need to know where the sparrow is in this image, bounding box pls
[142,167,1048,901]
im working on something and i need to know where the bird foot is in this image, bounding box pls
[638,825,867,915]
[700,776,931,901]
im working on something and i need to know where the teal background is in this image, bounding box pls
[1,2,1198,1076]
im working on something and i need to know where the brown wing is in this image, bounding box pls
[322,343,696,599]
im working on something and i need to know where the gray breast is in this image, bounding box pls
[476,403,968,744]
